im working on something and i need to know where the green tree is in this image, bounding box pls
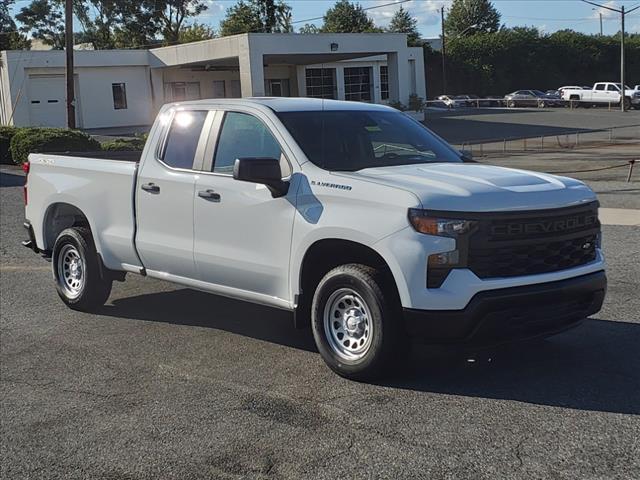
[15,0,65,49]
[178,22,216,43]
[219,0,292,36]
[387,5,420,46]
[152,0,209,44]
[1,0,31,50]
[321,0,380,33]
[445,0,500,37]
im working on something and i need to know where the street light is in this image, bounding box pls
[582,0,640,111]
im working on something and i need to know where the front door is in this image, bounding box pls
[193,109,296,305]
[135,109,211,278]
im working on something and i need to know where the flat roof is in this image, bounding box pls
[172,97,395,112]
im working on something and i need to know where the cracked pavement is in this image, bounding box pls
[1,161,639,479]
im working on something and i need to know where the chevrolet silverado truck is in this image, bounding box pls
[562,82,640,109]
[22,98,606,379]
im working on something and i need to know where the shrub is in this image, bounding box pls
[387,100,407,111]
[9,128,101,165]
[101,137,146,151]
[0,126,21,165]
[408,94,425,112]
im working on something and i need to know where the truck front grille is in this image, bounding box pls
[466,202,600,279]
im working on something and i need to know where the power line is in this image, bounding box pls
[291,0,414,25]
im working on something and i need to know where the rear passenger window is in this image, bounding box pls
[213,112,283,175]
[161,110,208,169]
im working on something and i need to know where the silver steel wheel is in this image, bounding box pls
[323,288,374,361]
[56,244,85,299]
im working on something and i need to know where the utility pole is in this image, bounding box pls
[581,0,639,112]
[65,0,75,129]
[620,5,625,112]
[441,6,447,95]
[599,12,603,36]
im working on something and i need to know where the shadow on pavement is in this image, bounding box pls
[425,117,595,144]
[103,287,638,415]
[102,288,316,352]
[384,317,640,416]
[0,172,25,188]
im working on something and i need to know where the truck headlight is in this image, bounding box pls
[408,209,477,288]
[408,209,477,237]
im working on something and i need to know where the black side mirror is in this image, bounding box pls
[233,157,289,198]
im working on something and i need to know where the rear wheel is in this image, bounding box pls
[622,97,631,110]
[311,264,405,380]
[52,227,112,311]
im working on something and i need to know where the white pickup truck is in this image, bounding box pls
[562,82,640,109]
[23,98,606,379]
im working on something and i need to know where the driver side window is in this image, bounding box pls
[213,112,285,175]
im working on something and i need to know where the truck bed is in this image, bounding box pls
[25,152,141,271]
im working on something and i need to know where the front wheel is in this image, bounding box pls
[311,264,405,380]
[622,97,631,110]
[52,227,112,311]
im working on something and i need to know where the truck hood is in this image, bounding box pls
[341,163,596,212]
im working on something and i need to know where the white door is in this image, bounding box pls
[28,76,67,127]
[135,109,211,278]
[193,110,296,303]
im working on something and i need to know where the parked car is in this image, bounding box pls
[436,95,467,108]
[483,96,505,107]
[504,90,562,108]
[562,82,640,109]
[22,98,607,380]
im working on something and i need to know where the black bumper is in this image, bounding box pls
[404,271,606,345]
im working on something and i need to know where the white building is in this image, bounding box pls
[0,33,425,130]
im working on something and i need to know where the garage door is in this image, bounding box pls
[28,75,67,127]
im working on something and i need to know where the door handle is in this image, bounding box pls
[198,189,221,202]
[141,182,160,194]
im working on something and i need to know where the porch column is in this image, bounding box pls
[296,65,307,97]
[372,63,382,104]
[336,66,345,100]
[239,48,265,97]
[386,51,409,104]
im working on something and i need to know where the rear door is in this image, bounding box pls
[135,109,213,278]
[192,108,296,305]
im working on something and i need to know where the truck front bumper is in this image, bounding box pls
[403,271,606,345]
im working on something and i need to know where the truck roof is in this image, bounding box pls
[165,97,395,113]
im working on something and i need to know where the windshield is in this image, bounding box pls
[277,110,462,171]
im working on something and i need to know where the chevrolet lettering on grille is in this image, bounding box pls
[491,214,598,236]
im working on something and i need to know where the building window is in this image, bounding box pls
[112,83,127,110]
[266,79,290,97]
[305,68,337,99]
[212,80,226,98]
[164,82,201,102]
[380,66,389,100]
[344,67,372,102]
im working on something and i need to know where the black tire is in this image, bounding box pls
[52,227,112,311]
[622,97,631,110]
[310,264,405,380]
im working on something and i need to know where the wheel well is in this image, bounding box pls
[43,203,90,252]
[295,239,398,328]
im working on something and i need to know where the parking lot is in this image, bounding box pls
[424,107,640,144]
[1,114,639,478]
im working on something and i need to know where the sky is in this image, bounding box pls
[9,0,640,37]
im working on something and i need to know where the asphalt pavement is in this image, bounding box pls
[1,161,639,479]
